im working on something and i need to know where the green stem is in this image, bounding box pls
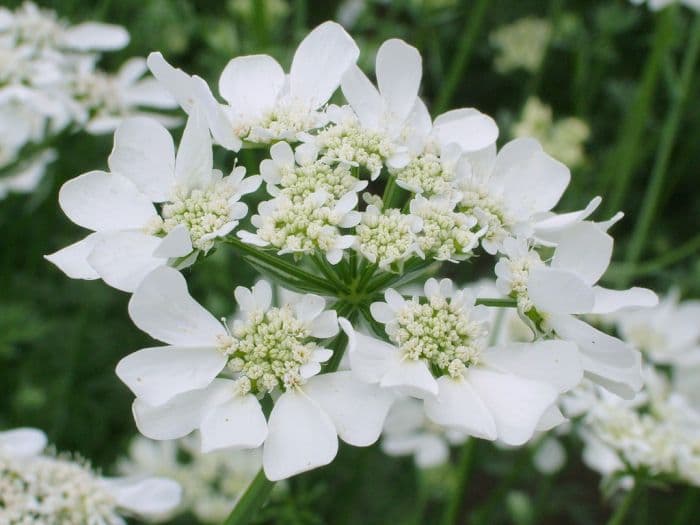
[441,439,475,525]
[311,254,350,294]
[475,298,517,308]
[433,0,490,114]
[222,470,275,525]
[606,483,642,525]
[602,7,676,215]
[382,174,399,208]
[224,237,336,293]
[622,15,700,282]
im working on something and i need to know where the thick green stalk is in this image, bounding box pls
[223,470,274,525]
[606,483,642,525]
[602,7,676,215]
[433,0,490,114]
[441,439,475,525]
[224,237,337,293]
[622,16,700,282]
[671,487,698,525]
[474,298,517,308]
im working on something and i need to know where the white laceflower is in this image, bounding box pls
[577,370,700,489]
[45,109,260,291]
[511,97,590,169]
[495,223,658,397]
[355,204,423,269]
[0,427,181,524]
[342,278,583,446]
[0,2,129,53]
[260,140,367,201]
[240,190,359,265]
[489,17,552,74]
[409,193,483,262]
[118,268,393,481]
[453,138,572,254]
[614,290,700,365]
[73,57,178,135]
[148,21,359,151]
[118,436,262,524]
[381,398,467,468]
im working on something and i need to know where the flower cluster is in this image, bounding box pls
[47,20,659,485]
[0,427,180,524]
[118,436,262,523]
[0,2,176,199]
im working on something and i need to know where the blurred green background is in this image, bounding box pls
[1,0,699,523]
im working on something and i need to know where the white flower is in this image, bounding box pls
[343,278,583,445]
[0,427,181,524]
[495,223,658,398]
[409,193,483,262]
[118,268,393,481]
[490,17,552,74]
[75,57,179,135]
[240,190,359,265]
[45,109,260,292]
[260,140,367,200]
[614,290,700,365]
[0,2,129,53]
[149,21,359,150]
[454,137,572,254]
[118,436,262,524]
[381,398,467,468]
[355,205,423,269]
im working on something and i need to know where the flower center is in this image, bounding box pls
[256,193,346,255]
[393,154,453,195]
[355,208,417,268]
[387,295,487,379]
[315,120,393,177]
[218,305,318,395]
[149,178,238,251]
[412,200,479,261]
[458,183,513,246]
[238,101,322,143]
[277,160,362,202]
[0,454,118,524]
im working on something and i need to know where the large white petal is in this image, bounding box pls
[528,267,595,314]
[494,138,570,213]
[152,225,193,259]
[263,390,338,481]
[108,117,175,202]
[44,233,101,280]
[379,359,438,398]
[132,379,234,440]
[340,318,397,383]
[116,346,227,406]
[190,76,242,152]
[128,266,225,345]
[424,376,497,439]
[61,23,129,51]
[88,231,164,293]
[376,39,422,125]
[552,223,613,285]
[146,52,197,113]
[175,107,213,190]
[468,368,557,446]
[432,108,499,152]
[305,371,395,447]
[289,21,360,108]
[481,340,583,393]
[0,428,47,458]
[591,286,658,314]
[341,65,382,129]
[103,477,181,519]
[219,55,284,117]
[200,394,268,452]
[58,171,157,231]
